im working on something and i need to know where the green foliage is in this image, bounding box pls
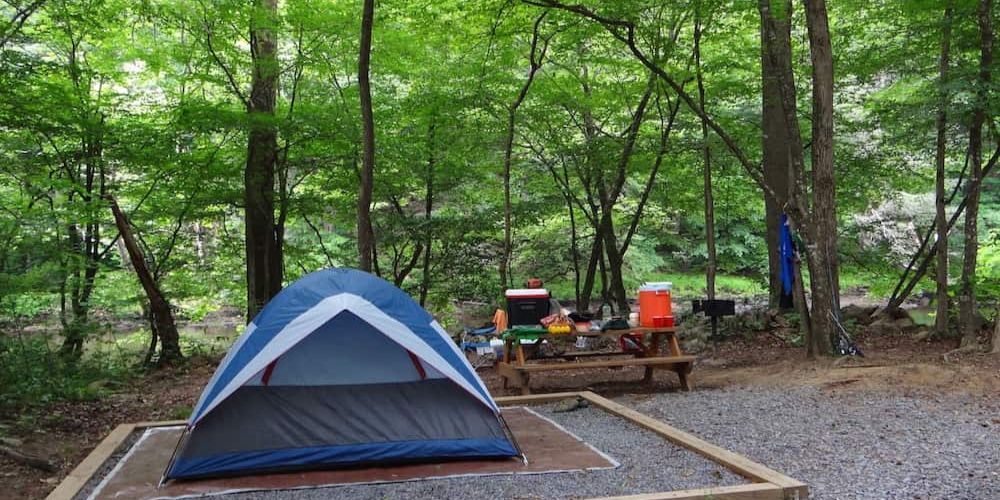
[169,404,193,421]
[978,228,1000,300]
[0,0,995,373]
[0,334,135,411]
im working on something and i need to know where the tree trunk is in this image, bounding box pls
[934,2,954,337]
[245,0,282,321]
[803,0,838,357]
[577,61,601,313]
[960,0,992,348]
[990,310,999,354]
[695,10,716,301]
[108,197,182,364]
[500,13,548,291]
[761,0,818,359]
[597,195,629,313]
[760,0,795,309]
[61,222,92,358]
[595,73,656,314]
[792,254,813,351]
[357,0,376,273]
[566,168,582,308]
[60,132,104,358]
[419,120,435,307]
[579,234,603,313]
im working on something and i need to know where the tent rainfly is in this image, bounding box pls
[163,268,520,480]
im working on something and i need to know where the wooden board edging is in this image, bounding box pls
[50,393,807,500]
[45,423,136,500]
[495,392,581,404]
[591,482,784,500]
[45,420,188,500]
[579,391,807,499]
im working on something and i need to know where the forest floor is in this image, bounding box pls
[1,328,998,499]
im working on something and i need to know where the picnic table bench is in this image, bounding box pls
[497,326,694,395]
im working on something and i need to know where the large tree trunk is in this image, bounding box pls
[108,197,182,364]
[803,0,838,357]
[960,0,992,348]
[761,0,819,358]
[934,2,954,337]
[760,0,795,309]
[357,0,376,273]
[695,10,716,301]
[245,0,282,321]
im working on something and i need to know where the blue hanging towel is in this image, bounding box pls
[778,213,795,295]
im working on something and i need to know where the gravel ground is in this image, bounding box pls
[624,386,999,499]
[80,387,1000,499]
[223,404,745,499]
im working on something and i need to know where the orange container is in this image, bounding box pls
[638,282,673,327]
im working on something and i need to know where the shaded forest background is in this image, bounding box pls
[0,0,998,410]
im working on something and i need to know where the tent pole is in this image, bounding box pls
[497,412,528,465]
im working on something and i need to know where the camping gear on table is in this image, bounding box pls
[638,282,674,327]
[463,324,497,336]
[540,314,572,334]
[600,317,631,331]
[163,268,519,481]
[619,333,645,352]
[505,289,551,326]
[493,308,508,334]
[501,325,549,341]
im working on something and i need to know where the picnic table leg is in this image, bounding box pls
[675,362,693,391]
[667,333,683,356]
[518,371,532,395]
[666,333,692,390]
[642,332,662,383]
[500,339,512,389]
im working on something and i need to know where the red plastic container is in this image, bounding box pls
[638,283,673,327]
[652,315,675,328]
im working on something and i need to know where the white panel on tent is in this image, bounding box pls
[243,311,444,387]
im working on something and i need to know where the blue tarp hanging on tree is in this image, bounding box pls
[779,213,795,296]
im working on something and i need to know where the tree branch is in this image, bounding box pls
[202,16,249,108]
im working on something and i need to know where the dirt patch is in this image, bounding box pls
[0,357,216,500]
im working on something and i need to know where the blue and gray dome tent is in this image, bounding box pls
[163,268,520,480]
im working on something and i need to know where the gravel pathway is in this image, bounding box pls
[223,404,744,499]
[85,387,999,499]
[623,386,999,499]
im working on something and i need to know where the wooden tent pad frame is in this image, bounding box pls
[47,391,806,500]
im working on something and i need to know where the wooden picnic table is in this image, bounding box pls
[497,326,694,395]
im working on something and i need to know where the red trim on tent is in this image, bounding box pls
[406,350,427,380]
[261,359,278,386]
